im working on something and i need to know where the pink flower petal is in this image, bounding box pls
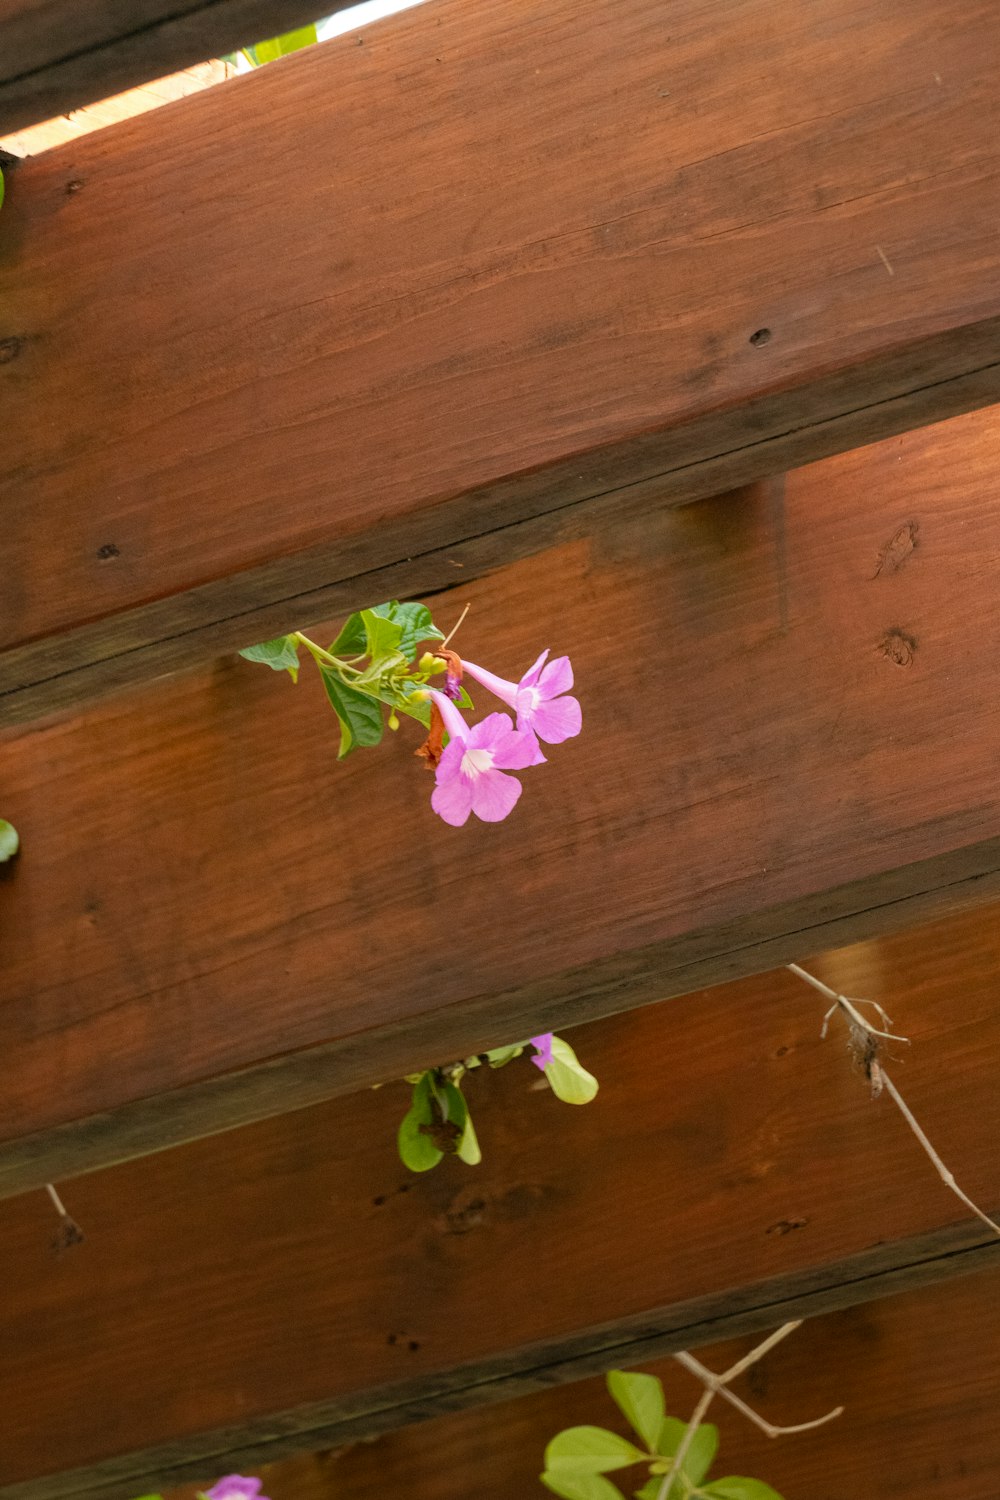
[460,660,518,710]
[519,648,550,690]
[536,654,574,698]
[530,1033,554,1069]
[206,1480,265,1500]
[431,772,475,826]
[436,736,467,776]
[468,711,517,750]
[428,688,471,744]
[529,694,582,743]
[524,733,548,766]
[491,725,545,770]
[470,768,522,822]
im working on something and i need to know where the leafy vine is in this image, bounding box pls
[238,599,582,825]
[542,1323,841,1500]
[396,1033,598,1172]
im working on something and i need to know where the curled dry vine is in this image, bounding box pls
[787,962,1000,1239]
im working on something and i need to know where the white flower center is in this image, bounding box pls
[461,747,495,777]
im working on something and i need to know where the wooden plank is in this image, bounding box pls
[159,1271,1000,1500]
[0,3,351,132]
[0,60,235,159]
[7,410,1000,1190]
[4,0,1000,723]
[4,913,1000,1496]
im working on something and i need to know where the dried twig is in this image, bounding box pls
[673,1350,844,1439]
[45,1183,84,1251]
[656,1321,842,1499]
[787,962,1000,1239]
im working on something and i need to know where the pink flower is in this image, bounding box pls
[530,1033,554,1069]
[205,1479,268,1500]
[427,690,538,827]
[461,651,582,747]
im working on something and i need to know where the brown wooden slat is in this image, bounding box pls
[0,60,235,159]
[6,410,1000,1190]
[4,914,1000,1496]
[162,1271,1000,1500]
[3,0,1000,722]
[0,3,348,132]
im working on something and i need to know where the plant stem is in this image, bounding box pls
[673,1351,842,1438]
[45,1183,67,1218]
[440,603,471,649]
[656,1385,715,1500]
[655,1321,840,1498]
[294,632,362,675]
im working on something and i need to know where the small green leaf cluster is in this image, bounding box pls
[396,1036,597,1173]
[541,1371,783,1500]
[228,23,319,67]
[239,601,460,759]
[0,820,19,862]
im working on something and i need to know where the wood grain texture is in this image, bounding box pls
[3,0,1000,721]
[0,2,350,131]
[4,917,1000,1495]
[5,409,1000,1189]
[159,1271,1000,1500]
[0,59,235,158]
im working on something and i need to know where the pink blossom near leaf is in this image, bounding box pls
[204,1478,268,1500]
[530,1033,554,1069]
[461,650,582,747]
[427,689,539,827]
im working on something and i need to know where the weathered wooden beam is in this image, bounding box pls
[0,3,350,133]
[0,60,236,160]
[6,410,1000,1190]
[3,0,1000,723]
[3,916,1000,1497]
[159,1271,1000,1500]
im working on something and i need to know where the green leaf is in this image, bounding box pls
[0,168,5,212]
[361,607,405,664]
[319,668,384,758]
[541,1474,628,1500]
[545,1427,645,1475]
[543,1036,599,1105]
[397,1074,442,1172]
[484,1044,524,1068]
[246,24,318,64]
[380,601,444,661]
[633,1482,661,1500]
[238,634,300,681]
[657,1420,718,1486]
[0,820,19,862]
[330,612,366,656]
[441,1083,482,1165]
[703,1481,784,1500]
[608,1371,664,1453]
[331,601,443,663]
